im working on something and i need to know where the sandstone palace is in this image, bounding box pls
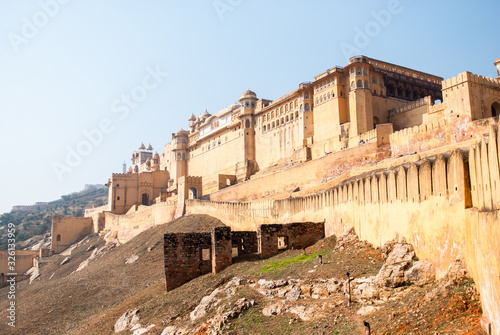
[46,56,500,331]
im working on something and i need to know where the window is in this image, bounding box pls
[304,92,310,99]
[357,80,363,88]
[356,67,362,75]
[305,103,310,111]
[263,125,267,132]
[56,234,61,242]
[117,196,120,200]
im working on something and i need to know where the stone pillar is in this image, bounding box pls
[211,227,232,274]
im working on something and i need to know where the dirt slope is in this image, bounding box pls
[0,214,486,335]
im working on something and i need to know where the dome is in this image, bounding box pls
[228,102,240,111]
[189,113,196,122]
[174,128,188,136]
[139,142,146,150]
[200,109,211,120]
[147,143,153,151]
[240,89,257,100]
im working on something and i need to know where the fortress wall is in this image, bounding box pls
[51,216,93,254]
[103,202,177,243]
[0,250,38,276]
[84,204,110,218]
[389,114,498,157]
[185,143,500,332]
[208,142,387,203]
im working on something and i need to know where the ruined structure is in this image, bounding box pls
[51,56,500,334]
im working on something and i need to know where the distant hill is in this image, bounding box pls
[0,186,108,249]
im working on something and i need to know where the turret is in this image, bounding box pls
[495,58,500,80]
[237,90,258,179]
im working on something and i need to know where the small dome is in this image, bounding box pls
[189,113,196,122]
[200,109,211,120]
[154,152,160,158]
[240,89,257,100]
[139,142,146,150]
[228,102,240,111]
[174,128,188,136]
[147,143,153,151]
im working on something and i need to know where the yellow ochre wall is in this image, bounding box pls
[51,216,93,254]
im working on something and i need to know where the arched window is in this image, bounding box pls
[332,92,335,98]
[304,92,310,99]
[363,68,368,75]
[245,119,250,128]
[182,153,186,160]
[356,67,362,75]
[295,111,299,118]
[272,121,275,128]
[357,80,363,88]
[350,68,355,74]
[263,125,267,132]
[56,234,61,242]
[286,115,289,122]
[328,93,331,99]
[364,81,369,89]
[285,104,288,112]
[397,87,403,97]
[281,118,284,125]
[177,153,181,160]
[305,103,310,111]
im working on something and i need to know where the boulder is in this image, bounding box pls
[114,309,140,333]
[286,286,301,301]
[404,260,435,286]
[60,257,71,265]
[375,243,415,288]
[262,301,286,316]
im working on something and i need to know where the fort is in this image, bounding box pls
[48,56,500,333]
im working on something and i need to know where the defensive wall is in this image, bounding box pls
[184,129,500,332]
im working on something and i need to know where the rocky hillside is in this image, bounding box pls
[0,215,486,334]
[0,186,107,249]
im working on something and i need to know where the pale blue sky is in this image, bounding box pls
[0,0,499,214]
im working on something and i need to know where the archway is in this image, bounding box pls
[373,116,380,129]
[189,187,198,199]
[142,193,150,206]
[492,102,500,117]
[56,234,61,242]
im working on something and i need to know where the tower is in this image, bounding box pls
[347,56,374,136]
[238,90,258,179]
[122,161,126,173]
[170,129,188,190]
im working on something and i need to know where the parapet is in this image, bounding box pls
[442,71,500,90]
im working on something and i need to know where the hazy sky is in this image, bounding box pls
[0,0,499,214]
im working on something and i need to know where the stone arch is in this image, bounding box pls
[56,234,61,242]
[492,101,500,117]
[189,187,199,199]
